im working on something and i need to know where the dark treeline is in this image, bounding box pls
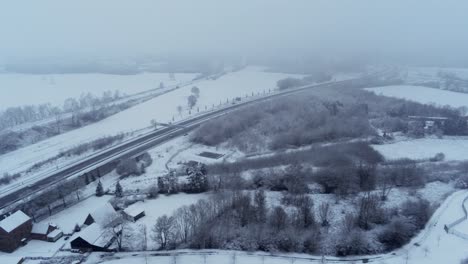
[0,93,144,156]
[0,90,122,130]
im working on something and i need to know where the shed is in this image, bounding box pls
[31,223,59,241]
[70,223,114,252]
[123,203,146,222]
[47,229,64,242]
[0,211,32,252]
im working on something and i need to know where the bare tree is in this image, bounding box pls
[187,95,197,109]
[342,213,356,234]
[319,203,332,227]
[152,215,175,249]
[270,206,288,231]
[105,216,132,252]
[191,86,200,98]
[173,206,193,244]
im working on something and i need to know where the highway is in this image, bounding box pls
[0,72,383,213]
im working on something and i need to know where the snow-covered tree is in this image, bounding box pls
[115,181,123,198]
[95,180,104,197]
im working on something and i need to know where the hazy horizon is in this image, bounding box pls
[1,1,468,66]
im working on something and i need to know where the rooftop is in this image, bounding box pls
[0,210,31,233]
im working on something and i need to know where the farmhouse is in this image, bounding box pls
[31,223,63,242]
[123,203,146,222]
[83,203,120,227]
[0,210,32,252]
[70,223,114,252]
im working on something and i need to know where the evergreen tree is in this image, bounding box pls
[95,180,104,197]
[74,223,81,232]
[115,181,123,197]
[188,171,208,193]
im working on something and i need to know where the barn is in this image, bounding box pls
[70,223,114,252]
[0,210,32,252]
[31,223,63,242]
[123,203,145,222]
[83,203,119,227]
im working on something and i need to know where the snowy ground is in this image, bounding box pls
[366,85,468,109]
[0,67,303,188]
[76,190,468,264]
[373,136,468,161]
[0,72,196,110]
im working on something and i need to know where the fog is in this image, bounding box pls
[1,0,468,66]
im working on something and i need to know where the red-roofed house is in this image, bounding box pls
[0,210,32,252]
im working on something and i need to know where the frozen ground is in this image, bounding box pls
[373,136,468,161]
[366,85,468,109]
[0,72,196,109]
[0,67,302,187]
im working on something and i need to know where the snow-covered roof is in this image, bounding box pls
[90,203,119,227]
[47,228,63,239]
[123,202,145,218]
[75,223,111,248]
[32,223,51,235]
[0,210,31,233]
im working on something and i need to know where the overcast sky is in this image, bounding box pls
[1,0,468,64]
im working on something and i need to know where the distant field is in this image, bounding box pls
[0,72,197,109]
[365,85,468,109]
[373,137,468,161]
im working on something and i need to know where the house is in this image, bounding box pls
[70,223,114,252]
[31,223,63,242]
[123,203,145,222]
[83,203,120,227]
[0,210,32,252]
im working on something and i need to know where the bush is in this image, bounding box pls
[0,173,21,186]
[429,152,445,162]
[400,198,432,229]
[116,158,141,177]
[335,230,376,256]
[277,77,304,90]
[378,217,417,251]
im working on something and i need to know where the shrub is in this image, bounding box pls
[116,158,141,177]
[378,217,417,251]
[400,198,432,229]
[429,152,445,162]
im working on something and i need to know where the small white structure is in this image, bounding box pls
[123,203,146,222]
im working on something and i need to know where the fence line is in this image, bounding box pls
[445,195,468,240]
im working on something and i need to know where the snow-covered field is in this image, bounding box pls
[366,85,468,109]
[373,137,468,161]
[0,67,303,184]
[0,72,197,109]
[404,66,468,84]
